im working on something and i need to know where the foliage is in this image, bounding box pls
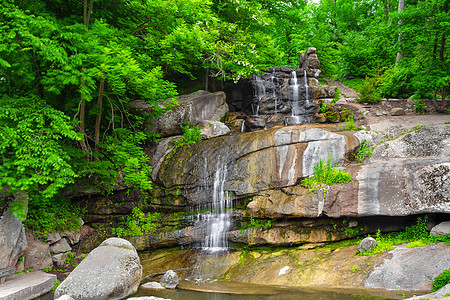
[320,102,327,113]
[331,88,341,104]
[359,216,450,256]
[340,114,364,131]
[413,99,428,115]
[356,77,382,104]
[239,214,272,231]
[354,140,375,162]
[432,268,450,292]
[301,158,352,193]
[174,122,202,148]
[25,195,84,237]
[51,280,61,293]
[112,207,161,238]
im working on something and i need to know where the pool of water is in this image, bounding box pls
[127,280,404,300]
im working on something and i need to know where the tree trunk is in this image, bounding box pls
[79,68,88,152]
[441,86,447,111]
[432,89,438,108]
[94,79,105,154]
[205,68,209,91]
[396,0,404,62]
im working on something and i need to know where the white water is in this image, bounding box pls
[252,75,266,116]
[291,71,299,115]
[304,69,310,105]
[194,160,233,252]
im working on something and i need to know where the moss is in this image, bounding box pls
[324,111,341,123]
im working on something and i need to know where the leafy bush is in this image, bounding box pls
[112,207,161,238]
[413,99,428,114]
[378,67,415,99]
[239,214,272,231]
[174,122,202,147]
[354,140,375,162]
[356,77,381,104]
[301,158,352,192]
[432,268,450,292]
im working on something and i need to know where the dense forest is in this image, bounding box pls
[1,0,449,228]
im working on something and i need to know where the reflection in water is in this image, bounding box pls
[128,283,398,300]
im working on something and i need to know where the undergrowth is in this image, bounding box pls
[301,158,352,193]
[359,216,450,256]
[354,140,375,162]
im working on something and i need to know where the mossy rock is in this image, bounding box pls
[340,109,352,122]
[315,113,327,123]
[324,111,340,123]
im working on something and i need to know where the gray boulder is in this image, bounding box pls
[430,221,450,237]
[24,231,53,270]
[46,232,62,244]
[60,230,81,245]
[160,270,179,289]
[391,108,406,116]
[358,237,377,253]
[365,243,450,291]
[55,238,142,300]
[131,90,228,138]
[200,121,230,139]
[0,208,27,273]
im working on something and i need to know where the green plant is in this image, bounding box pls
[174,121,202,148]
[344,227,364,236]
[351,265,358,272]
[331,88,341,104]
[51,280,61,293]
[356,77,381,104]
[340,114,364,131]
[320,101,327,113]
[414,99,428,114]
[445,121,450,124]
[354,140,375,162]
[43,267,52,272]
[301,158,352,193]
[239,214,272,231]
[64,252,76,265]
[432,268,450,292]
[406,240,427,248]
[112,207,161,238]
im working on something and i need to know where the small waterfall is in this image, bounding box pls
[193,160,233,253]
[291,71,299,116]
[271,72,278,115]
[304,69,310,105]
[252,75,266,116]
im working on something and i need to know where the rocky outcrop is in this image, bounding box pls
[431,221,450,237]
[55,238,142,300]
[154,124,359,206]
[24,231,53,271]
[131,90,229,138]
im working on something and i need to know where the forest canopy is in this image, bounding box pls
[0,0,449,220]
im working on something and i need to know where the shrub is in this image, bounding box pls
[432,268,450,292]
[356,77,381,104]
[354,140,375,162]
[301,158,352,192]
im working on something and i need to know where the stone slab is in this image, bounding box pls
[0,271,56,300]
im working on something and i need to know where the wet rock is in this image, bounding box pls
[430,221,450,237]
[160,270,179,289]
[24,231,53,270]
[358,237,377,253]
[49,238,71,255]
[52,253,65,267]
[244,117,266,131]
[55,238,142,300]
[391,108,405,116]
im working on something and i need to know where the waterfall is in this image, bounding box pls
[271,72,278,115]
[252,74,266,116]
[193,159,233,253]
[304,69,310,105]
[291,71,299,116]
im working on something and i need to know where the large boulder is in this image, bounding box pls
[24,231,53,270]
[430,221,450,237]
[365,244,450,291]
[55,238,142,300]
[131,90,228,138]
[0,207,27,274]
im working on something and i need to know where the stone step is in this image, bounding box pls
[0,271,56,300]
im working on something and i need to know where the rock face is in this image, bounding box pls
[24,231,53,271]
[406,284,450,299]
[131,90,228,138]
[365,243,450,291]
[55,238,142,300]
[154,124,358,206]
[0,208,27,273]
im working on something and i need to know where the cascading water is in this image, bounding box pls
[251,74,266,116]
[193,159,233,253]
[304,69,310,105]
[290,70,299,115]
[285,69,313,125]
